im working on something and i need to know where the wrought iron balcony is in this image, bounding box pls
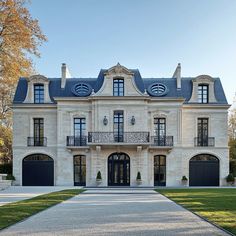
[194,137,215,147]
[88,132,150,144]
[27,137,47,147]
[67,136,87,146]
[150,136,174,147]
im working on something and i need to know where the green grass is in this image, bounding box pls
[156,188,236,235]
[0,188,85,230]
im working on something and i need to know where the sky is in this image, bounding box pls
[28,0,236,104]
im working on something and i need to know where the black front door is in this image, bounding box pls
[108,153,130,186]
[154,155,166,186]
[74,155,86,186]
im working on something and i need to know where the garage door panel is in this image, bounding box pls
[189,155,219,186]
[23,155,54,186]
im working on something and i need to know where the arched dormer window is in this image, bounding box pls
[198,84,208,103]
[34,84,44,103]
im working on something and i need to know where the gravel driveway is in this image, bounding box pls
[0,189,229,236]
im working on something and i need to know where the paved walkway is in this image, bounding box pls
[0,186,82,206]
[0,189,229,236]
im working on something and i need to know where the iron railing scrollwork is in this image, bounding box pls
[27,137,47,146]
[150,136,173,147]
[67,136,87,146]
[194,137,215,147]
[88,132,150,144]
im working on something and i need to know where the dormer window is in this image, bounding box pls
[198,84,208,103]
[34,84,44,103]
[113,79,124,96]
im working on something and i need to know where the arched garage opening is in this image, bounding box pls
[189,154,219,186]
[23,154,54,186]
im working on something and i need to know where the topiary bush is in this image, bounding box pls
[136,171,141,180]
[96,171,102,180]
[0,163,12,175]
[182,175,188,181]
[226,173,235,183]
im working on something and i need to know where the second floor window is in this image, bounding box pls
[114,111,124,142]
[198,84,208,103]
[154,118,166,137]
[34,118,44,146]
[113,79,124,96]
[74,118,86,137]
[197,118,208,146]
[34,84,44,103]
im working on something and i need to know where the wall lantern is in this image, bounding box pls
[103,116,108,126]
[131,116,135,125]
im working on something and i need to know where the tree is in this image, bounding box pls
[0,0,47,162]
[0,0,47,124]
[229,109,236,175]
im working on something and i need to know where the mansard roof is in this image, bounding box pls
[13,68,228,104]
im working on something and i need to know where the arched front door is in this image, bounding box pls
[23,154,54,186]
[108,153,130,186]
[189,154,219,186]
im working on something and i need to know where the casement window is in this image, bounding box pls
[33,118,44,146]
[113,111,124,142]
[113,79,124,96]
[198,84,209,103]
[197,118,209,146]
[73,118,86,146]
[34,84,44,103]
[154,118,166,137]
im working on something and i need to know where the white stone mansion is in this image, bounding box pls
[12,63,229,186]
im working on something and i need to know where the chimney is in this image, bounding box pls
[61,63,71,89]
[172,63,181,89]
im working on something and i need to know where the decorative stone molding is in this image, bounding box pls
[104,63,134,76]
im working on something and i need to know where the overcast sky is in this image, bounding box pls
[29,0,236,104]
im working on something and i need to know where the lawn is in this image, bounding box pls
[156,188,236,235]
[0,188,84,230]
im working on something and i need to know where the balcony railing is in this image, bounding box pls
[194,137,215,147]
[27,137,47,146]
[150,136,174,147]
[88,132,150,144]
[67,136,87,146]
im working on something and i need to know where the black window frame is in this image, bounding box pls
[198,84,209,104]
[197,118,209,146]
[113,78,124,96]
[113,110,124,142]
[34,84,44,104]
[74,155,86,186]
[33,118,44,146]
[73,118,86,146]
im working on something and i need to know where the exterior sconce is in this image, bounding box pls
[103,116,108,126]
[131,116,135,125]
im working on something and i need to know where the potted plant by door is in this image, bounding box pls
[136,171,142,186]
[226,173,235,186]
[96,171,102,186]
[181,176,188,187]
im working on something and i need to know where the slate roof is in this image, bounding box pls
[13,69,228,104]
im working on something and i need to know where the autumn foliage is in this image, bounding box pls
[0,0,46,162]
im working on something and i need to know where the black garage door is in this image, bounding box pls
[189,154,219,186]
[23,154,54,186]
